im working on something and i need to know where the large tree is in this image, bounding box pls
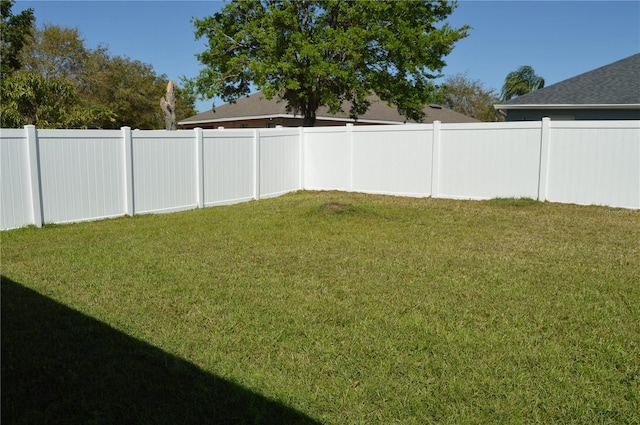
[0,0,34,78]
[20,24,91,83]
[18,23,198,129]
[81,52,169,129]
[440,73,502,122]
[190,0,468,126]
[500,65,545,101]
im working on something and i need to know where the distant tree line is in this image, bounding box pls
[1,0,196,129]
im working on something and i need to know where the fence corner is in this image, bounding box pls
[121,126,134,216]
[537,117,551,202]
[25,125,43,228]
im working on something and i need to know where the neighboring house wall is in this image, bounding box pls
[505,109,640,121]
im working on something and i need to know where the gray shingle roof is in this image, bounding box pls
[497,53,640,107]
[180,92,478,125]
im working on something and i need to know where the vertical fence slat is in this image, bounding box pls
[431,120,441,198]
[299,127,305,190]
[347,123,354,192]
[538,117,551,202]
[195,127,204,209]
[25,125,43,228]
[254,129,260,200]
[122,126,134,216]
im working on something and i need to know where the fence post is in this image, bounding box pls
[430,120,441,198]
[122,126,134,216]
[195,127,204,208]
[347,123,354,192]
[254,129,261,200]
[537,117,551,202]
[25,125,43,228]
[299,126,305,190]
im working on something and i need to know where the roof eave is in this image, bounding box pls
[494,103,640,111]
[178,113,294,125]
[179,113,406,126]
[315,116,406,125]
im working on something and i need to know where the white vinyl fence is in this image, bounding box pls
[1,119,638,230]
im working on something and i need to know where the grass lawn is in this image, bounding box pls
[2,191,639,424]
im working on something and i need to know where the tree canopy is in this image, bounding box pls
[500,65,545,101]
[0,0,34,78]
[189,0,469,126]
[0,71,115,128]
[440,73,502,122]
[2,19,197,129]
[20,24,90,83]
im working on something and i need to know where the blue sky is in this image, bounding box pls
[15,0,640,113]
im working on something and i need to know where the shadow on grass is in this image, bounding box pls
[1,276,320,425]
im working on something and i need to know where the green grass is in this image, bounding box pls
[2,191,639,424]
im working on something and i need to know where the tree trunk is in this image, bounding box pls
[302,102,317,127]
[302,114,316,127]
[160,81,177,130]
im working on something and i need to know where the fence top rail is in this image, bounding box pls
[131,131,196,140]
[0,128,27,137]
[351,123,433,133]
[3,120,639,136]
[201,128,256,137]
[304,126,356,134]
[23,128,124,138]
[549,120,640,130]
[440,121,542,131]
[256,128,301,137]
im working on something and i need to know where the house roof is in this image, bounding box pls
[179,92,479,126]
[495,53,640,110]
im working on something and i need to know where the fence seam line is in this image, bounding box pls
[537,117,551,202]
[431,121,441,198]
[122,126,134,216]
[195,127,204,209]
[25,125,43,227]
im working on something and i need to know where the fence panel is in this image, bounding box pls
[0,129,33,229]
[351,125,433,197]
[303,127,350,191]
[436,122,542,200]
[546,121,640,209]
[37,129,125,224]
[132,130,197,214]
[202,130,256,206]
[259,128,302,198]
[3,121,639,230]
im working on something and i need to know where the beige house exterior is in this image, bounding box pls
[179,92,478,129]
